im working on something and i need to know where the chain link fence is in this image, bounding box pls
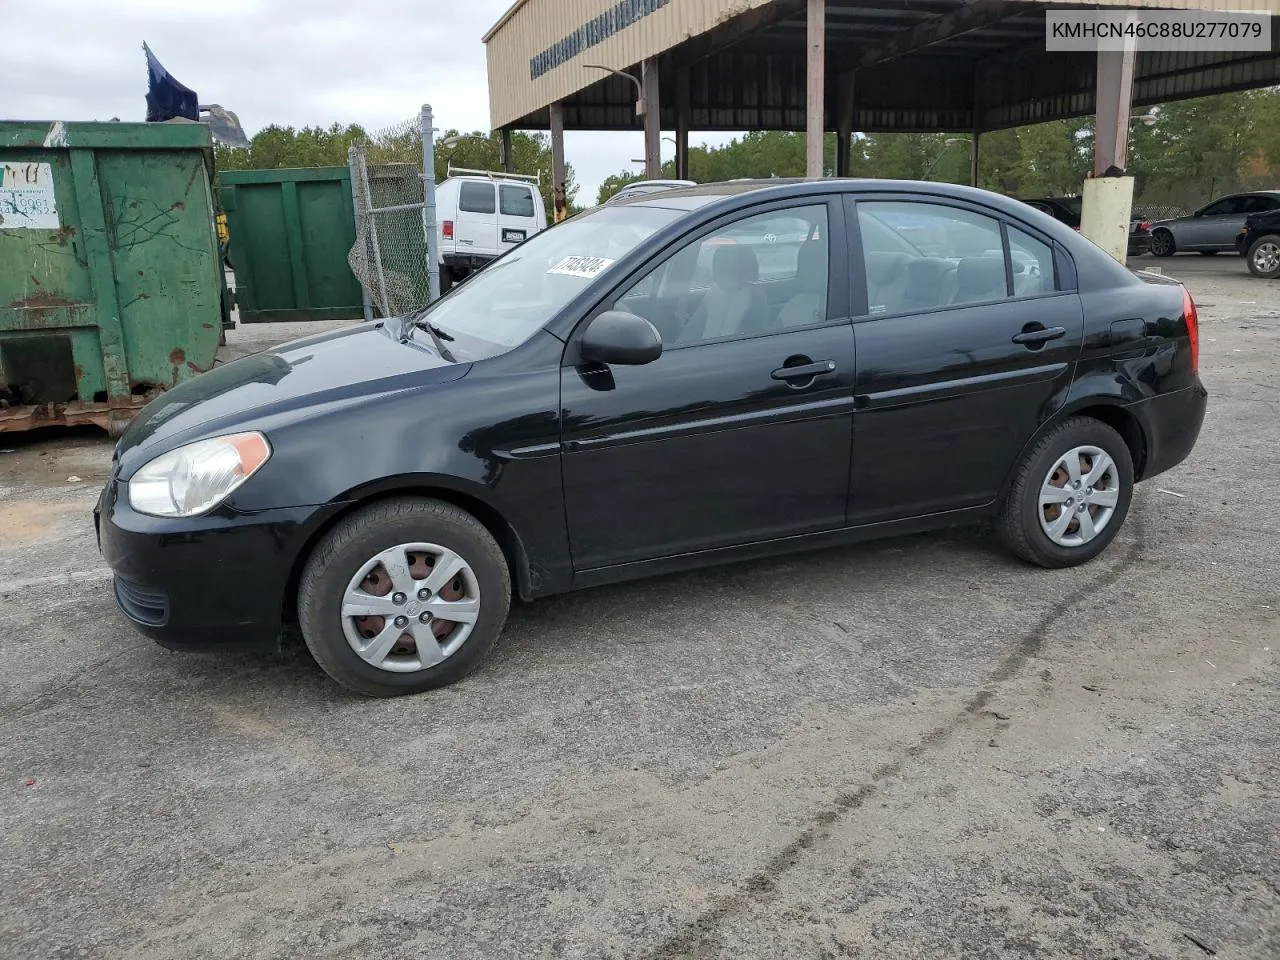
[348,114,433,318]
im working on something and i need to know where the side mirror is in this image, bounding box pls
[580,310,662,366]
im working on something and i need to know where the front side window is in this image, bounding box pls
[613,204,830,347]
[500,184,536,217]
[459,182,496,214]
[420,205,681,355]
[857,201,1008,315]
[1200,196,1243,217]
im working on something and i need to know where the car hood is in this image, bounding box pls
[116,319,470,471]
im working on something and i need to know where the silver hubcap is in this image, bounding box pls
[340,542,481,673]
[1153,232,1172,255]
[1254,241,1280,272]
[1038,445,1121,547]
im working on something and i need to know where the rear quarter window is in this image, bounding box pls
[500,184,537,218]
[459,182,496,214]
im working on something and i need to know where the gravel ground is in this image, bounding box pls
[1,255,1276,960]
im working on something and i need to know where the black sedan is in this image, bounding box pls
[98,180,1207,697]
[1021,196,1152,257]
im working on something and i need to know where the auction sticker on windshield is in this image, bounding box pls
[548,255,616,279]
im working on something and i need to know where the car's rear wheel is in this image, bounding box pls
[1150,230,1176,257]
[1247,235,1280,278]
[298,497,511,697]
[997,417,1134,569]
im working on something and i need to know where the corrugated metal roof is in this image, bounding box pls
[484,0,1280,133]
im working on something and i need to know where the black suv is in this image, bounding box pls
[1236,207,1280,278]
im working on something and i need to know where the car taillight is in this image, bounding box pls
[1183,286,1199,373]
[1140,220,1150,232]
[442,220,454,239]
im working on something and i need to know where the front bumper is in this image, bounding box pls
[96,476,343,653]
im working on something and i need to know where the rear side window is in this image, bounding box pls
[500,184,536,217]
[459,182,495,214]
[1006,227,1055,297]
[857,201,1008,314]
[1242,195,1280,213]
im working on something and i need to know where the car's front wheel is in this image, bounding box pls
[1247,234,1280,278]
[1150,230,1176,257]
[997,417,1134,569]
[298,498,511,697]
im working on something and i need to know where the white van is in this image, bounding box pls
[435,167,547,291]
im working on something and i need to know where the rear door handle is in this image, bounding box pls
[1012,325,1067,345]
[771,359,837,381]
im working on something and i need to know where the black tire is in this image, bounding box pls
[440,264,455,294]
[1150,230,1176,258]
[298,497,511,697]
[997,417,1135,569]
[1246,234,1280,279]
[1199,250,1219,256]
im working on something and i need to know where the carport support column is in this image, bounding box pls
[549,102,567,223]
[806,0,826,179]
[642,58,661,179]
[501,128,515,174]
[1081,12,1138,263]
[835,71,855,178]
[675,65,691,181]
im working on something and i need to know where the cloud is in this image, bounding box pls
[3,0,739,201]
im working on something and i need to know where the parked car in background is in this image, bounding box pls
[1236,206,1280,277]
[98,179,1206,697]
[1149,191,1280,257]
[436,169,547,291]
[1021,196,1151,257]
[607,178,697,203]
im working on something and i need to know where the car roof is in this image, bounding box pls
[622,178,1075,222]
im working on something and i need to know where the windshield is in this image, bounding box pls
[421,205,682,354]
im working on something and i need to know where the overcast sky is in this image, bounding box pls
[4,0,736,203]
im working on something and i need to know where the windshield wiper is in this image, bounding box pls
[401,311,457,362]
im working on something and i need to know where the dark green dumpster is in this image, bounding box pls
[0,120,224,435]
[219,166,364,323]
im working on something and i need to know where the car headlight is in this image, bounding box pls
[128,432,272,518]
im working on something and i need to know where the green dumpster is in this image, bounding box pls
[0,120,224,436]
[219,166,364,323]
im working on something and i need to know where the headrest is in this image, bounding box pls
[711,244,759,288]
[794,240,827,285]
[955,257,1007,296]
[865,251,909,285]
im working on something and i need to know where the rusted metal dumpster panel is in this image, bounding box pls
[0,121,223,435]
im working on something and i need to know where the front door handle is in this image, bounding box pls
[1012,325,1067,346]
[771,359,837,382]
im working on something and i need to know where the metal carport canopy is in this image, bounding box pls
[484,0,1280,134]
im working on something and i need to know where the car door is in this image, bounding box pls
[455,180,498,256]
[1236,195,1280,247]
[560,198,856,571]
[1181,195,1245,249]
[497,182,538,253]
[846,196,1085,525]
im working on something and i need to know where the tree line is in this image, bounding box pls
[212,87,1280,218]
[214,123,579,218]
[597,88,1280,214]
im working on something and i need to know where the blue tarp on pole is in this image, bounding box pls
[143,42,199,123]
